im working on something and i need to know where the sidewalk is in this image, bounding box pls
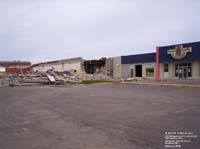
[121,79,200,88]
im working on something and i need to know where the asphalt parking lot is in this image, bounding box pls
[0,84,200,149]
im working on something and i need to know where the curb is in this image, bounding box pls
[80,82,200,88]
[82,82,115,85]
[119,82,200,88]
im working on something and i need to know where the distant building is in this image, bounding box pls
[0,66,6,78]
[0,61,31,73]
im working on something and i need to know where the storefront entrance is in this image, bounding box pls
[175,63,192,79]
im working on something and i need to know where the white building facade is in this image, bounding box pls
[31,57,83,73]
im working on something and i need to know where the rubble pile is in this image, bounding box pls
[0,79,10,87]
[0,69,81,87]
[46,69,81,84]
[81,72,111,80]
[0,66,114,87]
[81,67,112,80]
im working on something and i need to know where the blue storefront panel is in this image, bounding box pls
[159,41,200,62]
[121,53,156,64]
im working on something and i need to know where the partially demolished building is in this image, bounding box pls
[82,58,113,80]
[83,58,113,76]
[28,57,113,80]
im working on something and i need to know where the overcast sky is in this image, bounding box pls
[1,0,200,63]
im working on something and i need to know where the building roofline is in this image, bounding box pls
[29,57,82,68]
[158,41,200,48]
[121,52,156,57]
[0,61,31,66]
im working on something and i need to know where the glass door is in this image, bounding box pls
[175,63,191,79]
[178,66,188,79]
[182,67,188,78]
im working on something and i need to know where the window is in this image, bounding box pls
[164,64,168,72]
[146,68,154,77]
[145,64,155,77]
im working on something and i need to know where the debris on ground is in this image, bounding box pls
[0,69,83,87]
[80,68,112,81]
[125,77,145,81]
[0,63,116,88]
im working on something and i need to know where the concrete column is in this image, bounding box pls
[159,63,164,80]
[169,62,174,79]
[156,47,160,80]
[113,57,122,79]
[121,64,130,79]
[192,61,200,79]
[129,64,135,77]
[142,64,146,78]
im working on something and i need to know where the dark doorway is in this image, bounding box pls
[135,65,142,77]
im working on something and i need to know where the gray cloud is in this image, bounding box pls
[0,0,200,63]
